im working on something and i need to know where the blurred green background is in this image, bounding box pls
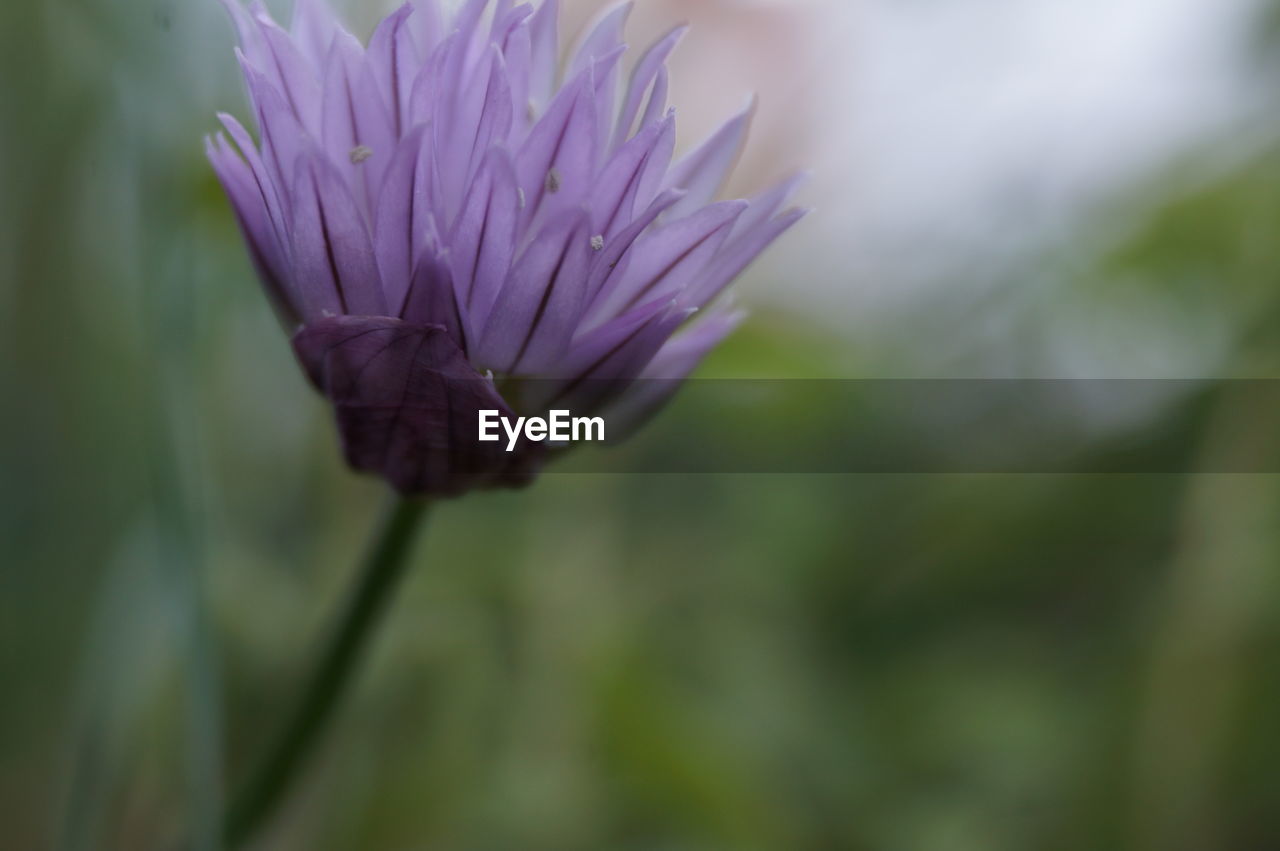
[5,0,1280,849]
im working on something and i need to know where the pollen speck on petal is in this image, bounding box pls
[545,167,562,194]
[349,145,373,164]
[591,234,605,251]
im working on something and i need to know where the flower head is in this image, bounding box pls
[207,0,806,496]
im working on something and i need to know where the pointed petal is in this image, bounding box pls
[527,0,560,113]
[445,0,491,82]
[450,0,490,41]
[583,187,685,313]
[218,0,265,61]
[664,99,755,218]
[569,2,632,78]
[641,69,669,135]
[207,134,298,324]
[683,206,807,308]
[633,107,676,216]
[499,14,534,135]
[515,70,598,230]
[374,125,431,312]
[249,7,323,132]
[290,149,387,318]
[217,111,291,253]
[643,308,744,380]
[615,24,686,147]
[447,148,521,339]
[477,211,595,374]
[238,53,310,196]
[420,20,498,218]
[493,2,535,42]
[569,2,631,144]
[289,0,340,70]
[590,116,673,237]
[321,30,396,213]
[411,0,446,59]
[366,4,419,135]
[602,307,745,437]
[591,200,747,322]
[468,46,512,171]
[440,46,514,214]
[730,171,807,240]
[550,298,693,417]
[407,29,454,135]
[401,248,467,349]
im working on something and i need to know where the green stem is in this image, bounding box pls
[223,494,430,848]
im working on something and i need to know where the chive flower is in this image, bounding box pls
[207,0,805,495]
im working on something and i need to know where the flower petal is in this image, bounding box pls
[638,67,669,135]
[238,54,309,199]
[498,11,534,135]
[207,133,298,325]
[289,0,340,71]
[438,46,514,217]
[582,187,684,315]
[249,6,323,133]
[664,99,756,218]
[729,171,807,241]
[290,149,387,318]
[683,206,808,308]
[401,248,467,350]
[293,315,541,496]
[366,3,419,135]
[407,29,454,138]
[547,297,694,412]
[602,307,746,438]
[374,125,432,312]
[447,147,521,339]
[217,111,291,262]
[218,0,265,64]
[526,0,560,114]
[589,200,746,323]
[321,30,397,214]
[591,113,674,238]
[477,211,595,374]
[411,0,446,60]
[569,2,631,143]
[569,2,632,79]
[614,24,686,147]
[642,308,745,380]
[515,69,599,231]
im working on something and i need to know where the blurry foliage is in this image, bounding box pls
[4,0,1280,850]
[1098,149,1280,351]
[1251,0,1280,60]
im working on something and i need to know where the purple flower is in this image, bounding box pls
[207,0,806,496]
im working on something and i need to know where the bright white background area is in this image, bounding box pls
[580,0,1269,333]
